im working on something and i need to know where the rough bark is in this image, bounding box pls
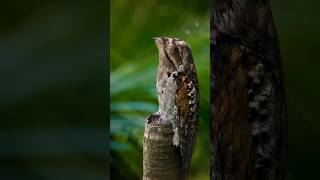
[143,122,182,180]
[211,0,287,180]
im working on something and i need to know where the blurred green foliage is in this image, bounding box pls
[0,0,107,179]
[110,0,210,179]
[271,1,320,179]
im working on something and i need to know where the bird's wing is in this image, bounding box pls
[175,73,198,179]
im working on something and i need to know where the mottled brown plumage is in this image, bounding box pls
[148,37,199,180]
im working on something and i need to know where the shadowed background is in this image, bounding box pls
[0,0,107,179]
[271,0,320,179]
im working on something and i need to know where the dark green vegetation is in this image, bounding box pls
[0,0,107,180]
[110,0,210,179]
[271,1,320,180]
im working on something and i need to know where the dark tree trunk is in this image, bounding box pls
[211,0,287,180]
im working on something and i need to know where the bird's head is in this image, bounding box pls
[154,37,193,73]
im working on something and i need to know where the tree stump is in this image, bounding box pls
[143,122,182,180]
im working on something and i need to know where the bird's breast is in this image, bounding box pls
[156,73,178,125]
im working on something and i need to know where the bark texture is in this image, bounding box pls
[211,0,287,180]
[143,122,182,180]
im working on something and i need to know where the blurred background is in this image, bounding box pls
[0,0,107,180]
[110,0,210,179]
[271,1,320,179]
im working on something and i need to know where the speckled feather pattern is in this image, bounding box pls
[148,37,200,180]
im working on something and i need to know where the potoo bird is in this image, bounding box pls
[147,37,200,180]
[211,0,287,180]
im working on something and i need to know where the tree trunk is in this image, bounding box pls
[143,122,182,180]
[211,0,287,180]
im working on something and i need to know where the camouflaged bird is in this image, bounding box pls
[211,0,287,180]
[147,37,199,180]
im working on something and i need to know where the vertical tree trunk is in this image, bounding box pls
[143,122,182,180]
[211,0,287,180]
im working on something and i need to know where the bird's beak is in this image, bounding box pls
[153,37,163,48]
[154,37,165,61]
